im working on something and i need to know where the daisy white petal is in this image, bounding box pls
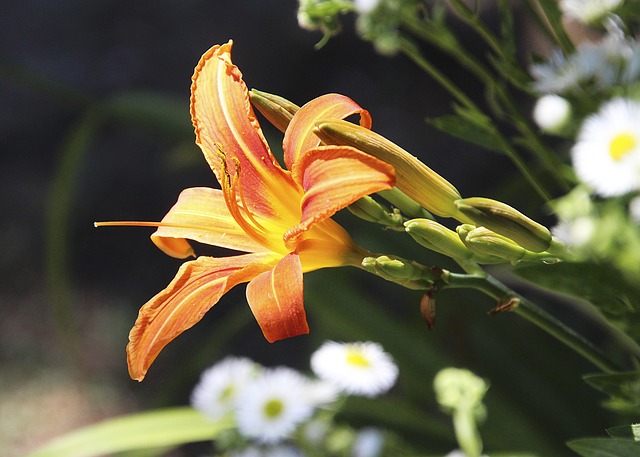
[310,341,398,397]
[191,357,260,420]
[236,367,316,444]
[560,0,623,24]
[571,98,640,197]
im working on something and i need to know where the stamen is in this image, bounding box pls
[218,147,277,251]
[94,221,206,231]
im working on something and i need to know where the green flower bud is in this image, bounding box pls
[361,255,435,289]
[378,187,433,219]
[456,224,506,264]
[404,218,473,260]
[463,226,527,262]
[314,119,467,220]
[433,367,488,419]
[249,89,300,132]
[454,197,552,252]
[348,195,403,226]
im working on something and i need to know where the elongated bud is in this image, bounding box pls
[463,226,527,262]
[456,224,505,264]
[314,119,466,220]
[249,89,300,132]
[404,218,473,260]
[454,197,552,252]
[378,188,433,219]
[348,195,404,226]
[362,255,436,289]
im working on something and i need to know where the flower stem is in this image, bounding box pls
[443,272,622,373]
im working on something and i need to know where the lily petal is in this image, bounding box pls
[283,93,372,175]
[285,145,396,248]
[151,187,266,257]
[245,253,308,342]
[127,253,278,381]
[190,41,299,219]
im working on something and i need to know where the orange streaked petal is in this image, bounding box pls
[284,145,396,248]
[245,253,309,342]
[190,41,299,218]
[283,93,372,176]
[126,253,278,381]
[151,187,265,257]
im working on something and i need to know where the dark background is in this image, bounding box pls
[0,1,610,456]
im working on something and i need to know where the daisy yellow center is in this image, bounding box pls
[219,385,234,402]
[263,399,284,419]
[609,132,637,161]
[346,350,371,367]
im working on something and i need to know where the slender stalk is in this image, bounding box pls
[398,37,480,114]
[46,108,104,372]
[398,37,553,201]
[400,12,570,195]
[444,272,622,373]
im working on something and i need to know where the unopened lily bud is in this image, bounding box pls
[456,224,506,264]
[463,226,527,262]
[404,218,472,260]
[250,89,300,132]
[348,195,403,226]
[314,119,466,220]
[454,197,552,252]
[362,255,436,289]
[378,188,433,219]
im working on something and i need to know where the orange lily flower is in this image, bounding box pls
[120,41,396,381]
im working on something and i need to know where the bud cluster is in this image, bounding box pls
[249,89,568,265]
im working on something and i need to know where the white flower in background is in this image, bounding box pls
[236,367,316,443]
[560,0,623,24]
[533,94,571,133]
[552,217,596,247]
[354,0,381,14]
[230,445,304,457]
[629,196,640,222]
[191,357,259,420]
[571,98,640,197]
[310,341,398,397]
[352,427,385,457]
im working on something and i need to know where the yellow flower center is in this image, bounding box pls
[263,399,284,419]
[346,350,371,367]
[609,132,637,161]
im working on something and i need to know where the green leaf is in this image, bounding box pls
[583,371,640,412]
[567,437,640,457]
[425,114,502,153]
[100,91,192,139]
[514,262,640,317]
[25,407,232,457]
[607,424,640,440]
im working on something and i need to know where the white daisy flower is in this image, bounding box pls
[571,98,640,197]
[533,94,571,133]
[310,341,398,397]
[235,367,316,444]
[354,0,381,14]
[190,357,259,420]
[629,196,640,222]
[230,445,304,457]
[560,0,623,24]
[551,217,596,247]
[352,428,385,457]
